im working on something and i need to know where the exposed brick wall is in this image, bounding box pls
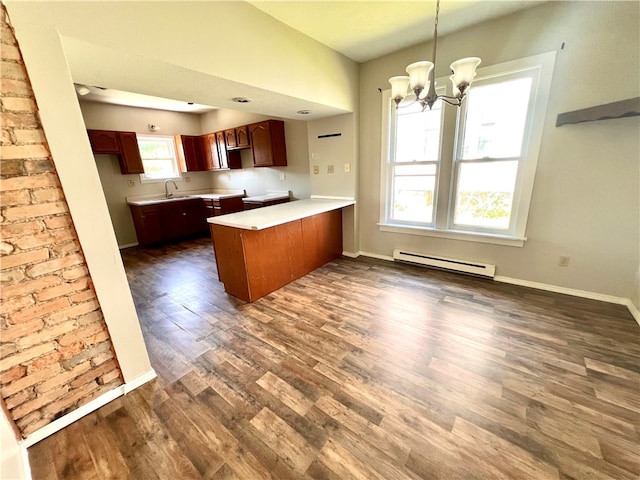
[0,7,123,437]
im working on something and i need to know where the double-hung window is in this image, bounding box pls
[136,135,181,182]
[381,52,556,246]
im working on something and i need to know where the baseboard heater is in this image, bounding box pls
[392,249,496,279]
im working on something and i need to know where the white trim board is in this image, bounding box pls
[354,251,639,324]
[20,369,156,449]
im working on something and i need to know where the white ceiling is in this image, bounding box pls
[75,0,543,114]
[247,0,543,63]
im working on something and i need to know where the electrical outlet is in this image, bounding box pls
[313,165,319,174]
[344,162,351,173]
[127,180,136,187]
[558,256,571,267]
[279,173,286,180]
[184,176,191,183]
[327,165,334,174]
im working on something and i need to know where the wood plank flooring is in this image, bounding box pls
[29,237,640,479]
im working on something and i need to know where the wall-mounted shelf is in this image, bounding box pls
[556,97,640,127]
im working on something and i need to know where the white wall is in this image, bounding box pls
[1,410,27,480]
[359,1,640,308]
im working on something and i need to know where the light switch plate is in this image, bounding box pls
[344,162,351,173]
[313,165,319,174]
[327,165,334,174]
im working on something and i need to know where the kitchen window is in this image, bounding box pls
[380,52,556,246]
[137,135,181,182]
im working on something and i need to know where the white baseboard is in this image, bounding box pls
[358,250,394,262]
[20,368,156,449]
[123,369,157,394]
[118,242,138,250]
[341,252,639,324]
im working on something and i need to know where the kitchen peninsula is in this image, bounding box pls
[208,198,355,302]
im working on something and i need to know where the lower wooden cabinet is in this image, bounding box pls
[130,199,208,246]
[202,196,245,217]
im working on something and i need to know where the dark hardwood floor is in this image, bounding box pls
[29,237,640,479]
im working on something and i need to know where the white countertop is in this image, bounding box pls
[242,193,290,203]
[127,189,245,206]
[207,198,355,230]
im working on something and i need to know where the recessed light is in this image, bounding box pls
[232,97,251,103]
[297,110,311,115]
[187,102,194,105]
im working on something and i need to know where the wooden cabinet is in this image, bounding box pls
[225,126,250,150]
[87,129,144,174]
[235,126,250,148]
[248,120,287,167]
[201,133,220,171]
[130,199,208,246]
[211,208,342,302]
[176,135,206,172]
[202,196,245,218]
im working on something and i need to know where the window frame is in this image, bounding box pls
[379,51,556,247]
[136,134,183,183]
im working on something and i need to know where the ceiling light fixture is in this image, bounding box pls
[389,0,480,110]
[232,97,251,103]
[74,84,91,96]
[296,110,311,115]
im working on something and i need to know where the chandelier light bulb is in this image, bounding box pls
[387,0,480,110]
[389,76,410,104]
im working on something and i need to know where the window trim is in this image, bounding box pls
[136,134,183,183]
[380,51,556,246]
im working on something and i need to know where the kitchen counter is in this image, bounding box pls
[209,197,355,302]
[127,189,245,206]
[208,198,355,230]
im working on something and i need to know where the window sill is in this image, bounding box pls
[378,223,526,247]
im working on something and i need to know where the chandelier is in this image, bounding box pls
[389,0,481,110]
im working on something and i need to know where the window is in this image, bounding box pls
[381,52,556,246]
[137,135,181,181]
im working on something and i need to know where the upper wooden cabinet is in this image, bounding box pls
[176,135,206,172]
[235,126,250,148]
[248,120,287,167]
[87,129,144,174]
[225,126,250,150]
[201,133,220,171]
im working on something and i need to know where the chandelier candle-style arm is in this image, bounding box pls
[388,0,481,110]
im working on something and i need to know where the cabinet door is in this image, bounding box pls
[183,201,207,236]
[161,206,187,242]
[224,129,237,149]
[216,131,229,169]
[235,126,250,148]
[117,132,144,174]
[130,205,163,246]
[201,133,220,170]
[249,120,287,167]
[87,130,120,154]
[178,135,205,171]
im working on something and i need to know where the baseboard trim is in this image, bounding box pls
[358,250,394,262]
[20,368,156,449]
[123,369,157,394]
[343,252,639,324]
[495,276,639,326]
[118,242,138,250]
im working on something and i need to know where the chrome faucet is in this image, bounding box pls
[164,179,178,198]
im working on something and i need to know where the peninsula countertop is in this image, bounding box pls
[207,198,355,231]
